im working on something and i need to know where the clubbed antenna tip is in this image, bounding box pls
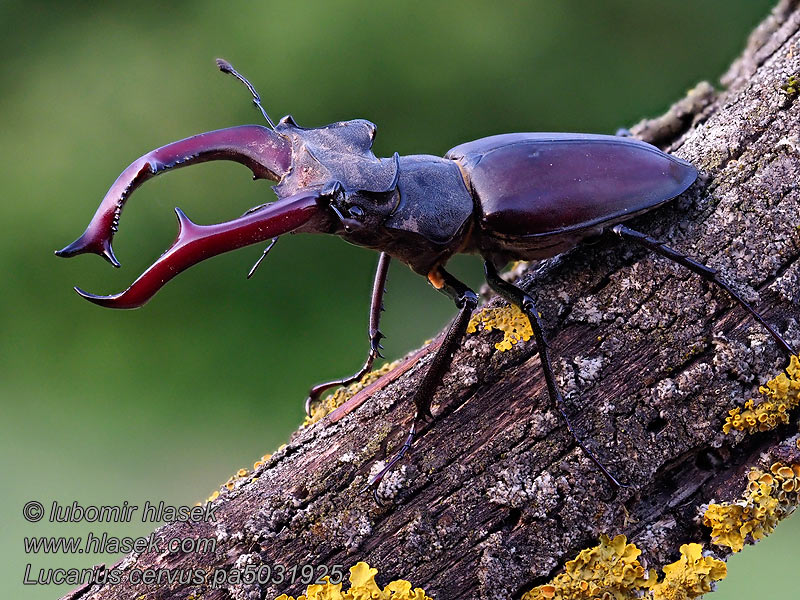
[216,57,233,73]
[215,57,276,129]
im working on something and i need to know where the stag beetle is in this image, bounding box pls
[56,60,794,494]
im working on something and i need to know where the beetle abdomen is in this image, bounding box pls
[446,133,697,245]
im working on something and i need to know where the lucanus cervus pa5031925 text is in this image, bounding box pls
[56,60,795,496]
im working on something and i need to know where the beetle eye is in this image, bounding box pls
[348,205,365,220]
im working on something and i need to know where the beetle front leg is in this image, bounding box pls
[305,252,392,416]
[483,261,627,489]
[364,266,477,501]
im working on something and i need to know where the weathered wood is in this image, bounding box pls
[62,2,800,599]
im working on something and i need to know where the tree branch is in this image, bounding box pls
[62,2,800,599]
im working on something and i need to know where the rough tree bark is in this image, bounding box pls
[64,2,800,599]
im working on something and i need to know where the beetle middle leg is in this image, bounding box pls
[305,252,392,416]
[483,260,627,488]
[364,266,478,500]
[612,224,796,358]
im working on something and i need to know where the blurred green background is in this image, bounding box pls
[1,1,795,598]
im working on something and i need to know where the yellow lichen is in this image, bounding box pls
[274,561,432,600]
[467,304,533,351]
[780,74,799,96]
[723,354,800,434]
[202,453,274,504]
[304,359,402,426]
[703,462,800,552]
[521,535,655,600]
[522,536,726,600]
[199,362,406,505]
[650,544,727,600]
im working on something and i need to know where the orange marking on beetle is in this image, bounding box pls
[427,268,445,289]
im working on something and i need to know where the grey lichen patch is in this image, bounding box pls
[635,516,679,565]
[567,295,605,325]
[590,261,683,332]
[652,378,680,405]
[338,509,374,552]
[488,467,559,518]
[556,358,579,400]
[403,512,448,562]
[214,522,230,544]
[574,355,605,387]
[528,408,559,439]
[442,359,479,390]
[774,133,799,154]
[477,532,528,600]
[712,332,776,384]
[650,362,714,418]
[556,354,605,402]
[675,362,714,397]
[228,553,263,600]
[770,259,800,305]
[245,501,293,540]
[784,318,800,351]
[373,463,409,503]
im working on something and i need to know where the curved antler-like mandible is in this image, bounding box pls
[72,191,325,309]
[55,125,292,267]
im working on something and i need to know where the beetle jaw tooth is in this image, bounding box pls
[55,231,120,268]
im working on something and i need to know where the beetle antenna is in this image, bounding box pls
[247,237,278,279]
[216,58,276,129]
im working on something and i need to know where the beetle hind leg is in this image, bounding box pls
[612,224,796,357]
[483,261,628,489]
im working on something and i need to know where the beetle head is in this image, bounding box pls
[321,153,401,244]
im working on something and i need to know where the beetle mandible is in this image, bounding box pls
[56,60,795,495]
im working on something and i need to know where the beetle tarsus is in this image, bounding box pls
[362,420,418,500]
[612,224,796,357]
[484,261,629,489]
